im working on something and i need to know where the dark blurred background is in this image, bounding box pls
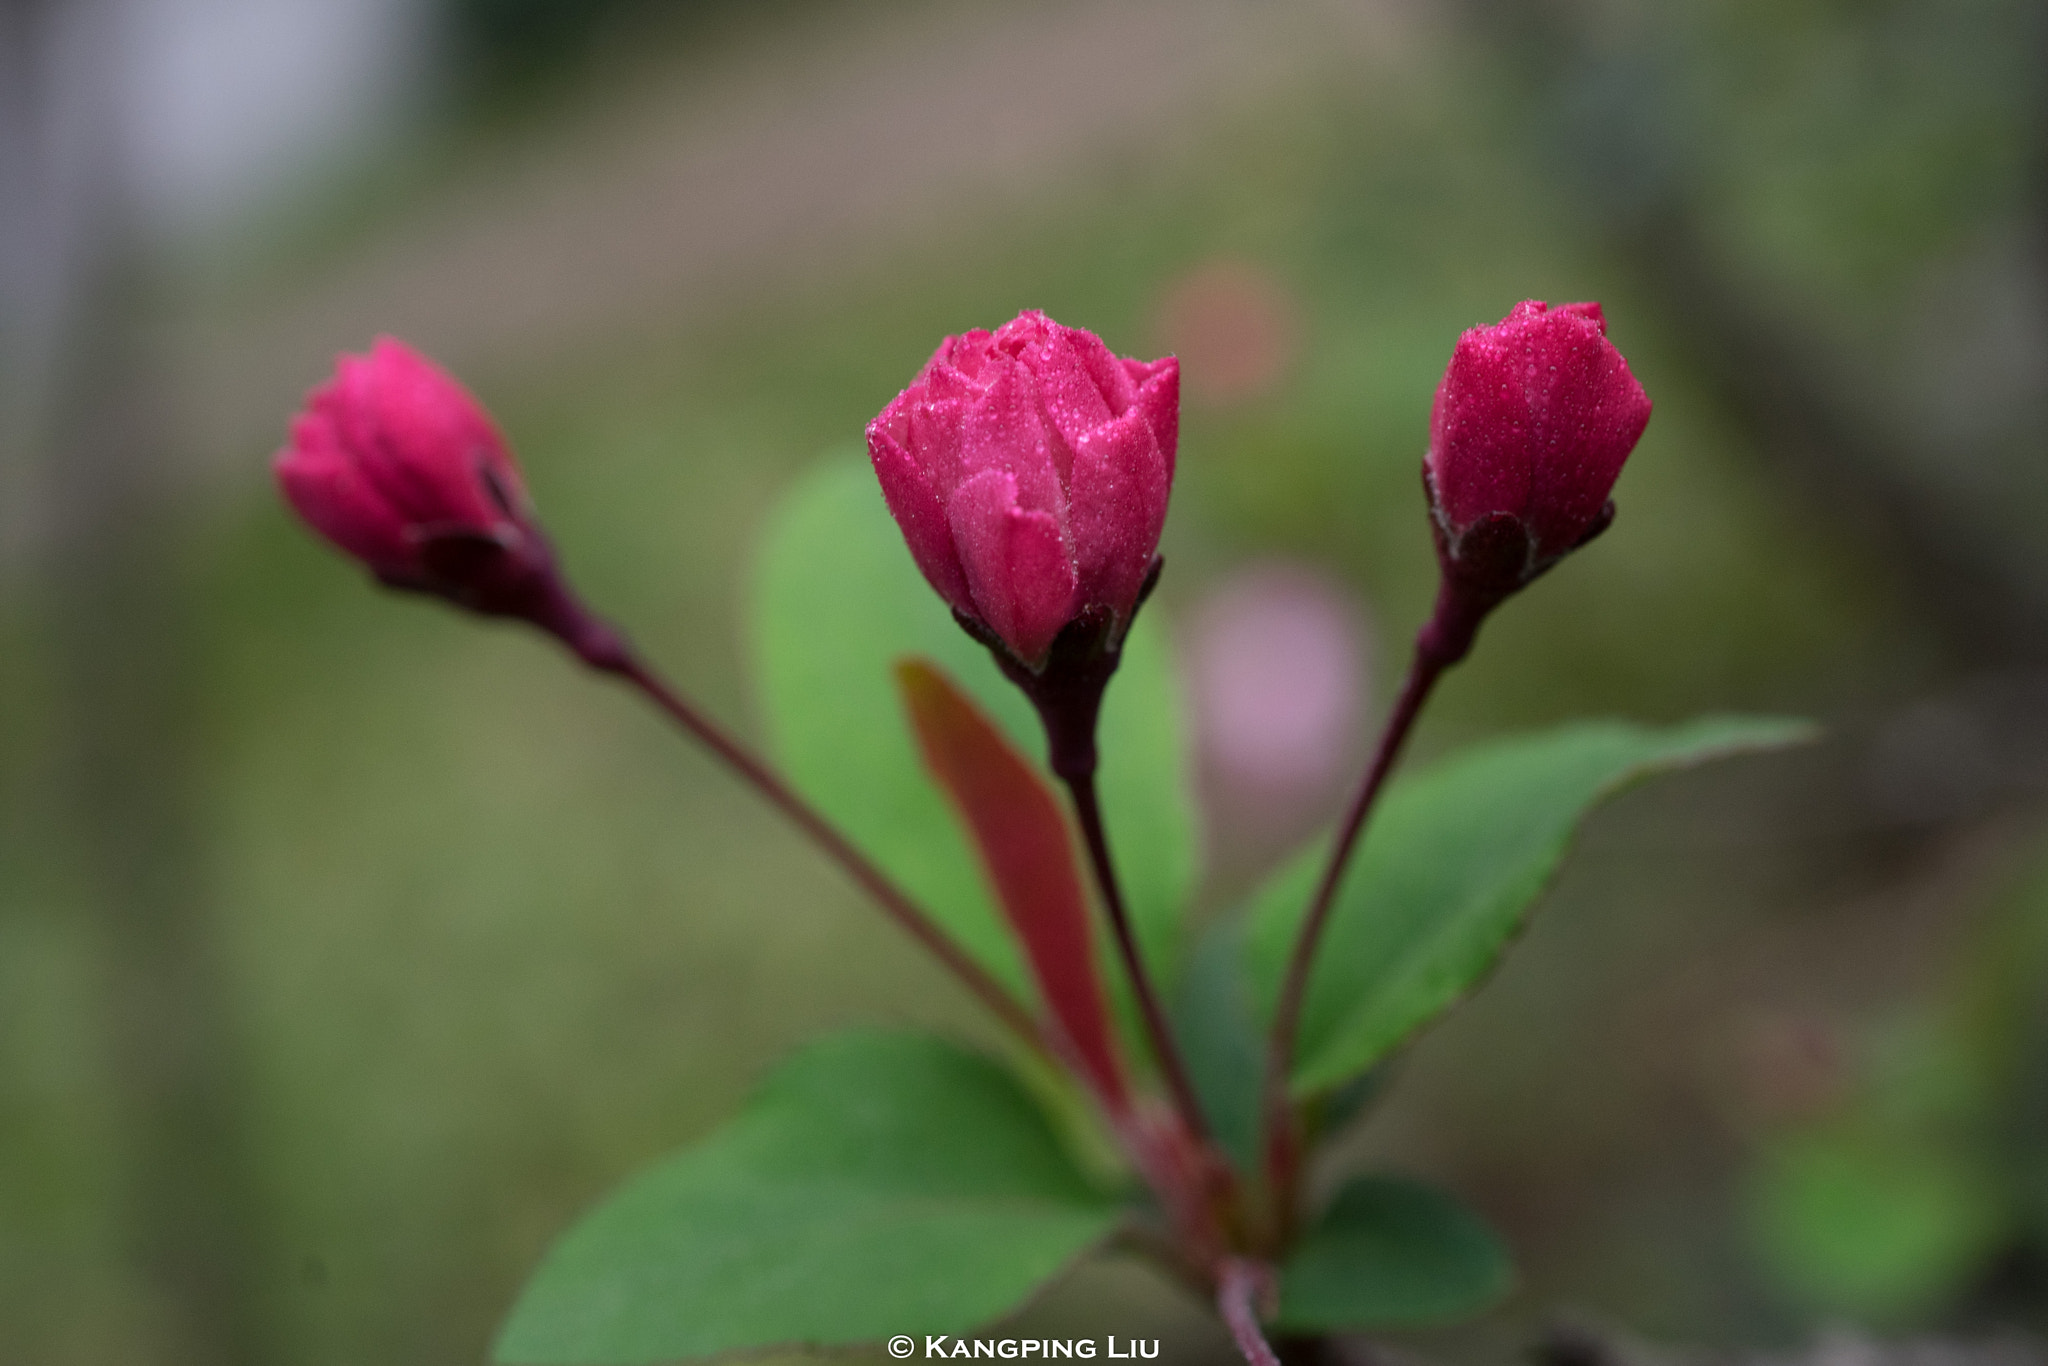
[3,1,2046,1362]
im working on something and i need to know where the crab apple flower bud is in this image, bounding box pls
[1418,300,1651,663]
[274,337,622,666]
[868,310,1179,672]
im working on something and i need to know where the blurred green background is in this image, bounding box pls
[3,1,2046,1362]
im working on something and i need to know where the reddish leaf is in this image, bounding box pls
[895,658,1128,1109]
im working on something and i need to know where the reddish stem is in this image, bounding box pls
[1066,773,1237,1255]
[1217,1259,1283,1366]
[1066,775,1214,1148]
[1257,633,1449,1234]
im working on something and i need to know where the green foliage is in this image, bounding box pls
[495,1032,1119,1364]
[1247,717,1815,1095]
[1747,1128,2004,1325]
[1741,853,2048,1324]
[752,456,1198,1001]
[1173,916,1269,1169]
[1275,1177,1513,1330]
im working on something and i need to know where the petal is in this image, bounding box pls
[948,468,1078,666]
[935,327,998,382]
[904,394,970,497]
[875,362,973,493]
[1129,355,1180,484]
[1426,324,1537,533]
[1518,312,1650,554]
[1556,300,1606,331]
[916,359,984,409]
[989,310,1056,359]
[1068,404,1170,625]
[274,430,418,576]
[1062,325,1137,415]
[874,364,975,502]
[868,421,974,614]
[346,337,516,532]
[1121,353,1175,393]
[958,353,1065,519]
[1020,325,1115,487]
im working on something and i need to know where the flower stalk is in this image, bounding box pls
[1216,1259,1283,1366]
[1065,769,1214,1147]
[1257,624,1448,1233]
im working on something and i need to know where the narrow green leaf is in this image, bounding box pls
[751,456,1198,998]
[495,1032,1120,1365]
[1275,1176,1513,1330]
[1248,717,1815,1095]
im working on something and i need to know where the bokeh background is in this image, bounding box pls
[4,1,2047,1363]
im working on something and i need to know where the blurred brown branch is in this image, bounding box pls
[1465,0,2048,665]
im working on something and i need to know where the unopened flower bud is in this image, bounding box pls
[1419,300,1651,662]
[868,310,1179,671]
[869,311,1179,780]
[274,337,623,666]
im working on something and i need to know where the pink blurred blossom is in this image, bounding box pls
[1153,259,1299,407]
[1187,564,1368,799]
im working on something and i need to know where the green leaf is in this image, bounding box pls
[1746,1130,2007,1323]
[495,1031,1121,1364]
[1275,1176,1513,1330]
[1744,1012,2012,1323]
[1248,717,1814,1095]
[751,456,1198,999]
[1173,915,1267,1170]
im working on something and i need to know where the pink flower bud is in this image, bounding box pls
[1424,300,1651,590]
[274,337,620,664]
[868,310,1179,670]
